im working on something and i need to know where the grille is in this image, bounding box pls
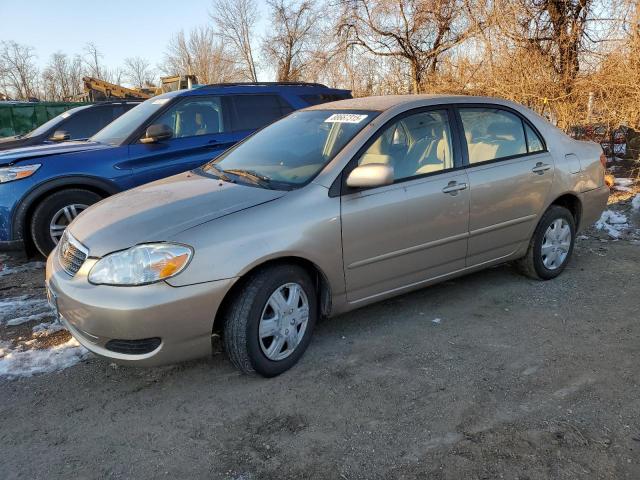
[105,338,162,355]
[58,231,88,276]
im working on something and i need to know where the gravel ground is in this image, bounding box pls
[0,195,639,480]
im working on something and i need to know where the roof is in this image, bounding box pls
[185,82,350,96]
[304,94,524,112]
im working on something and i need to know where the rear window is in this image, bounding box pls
[300,93,352,106]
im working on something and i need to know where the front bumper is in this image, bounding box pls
[46,248,237,367]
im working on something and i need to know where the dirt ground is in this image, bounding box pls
[0,191,639,479]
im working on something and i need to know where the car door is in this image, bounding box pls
[457,105,554,267]
[340,108,470,303]
[125,96,243,186]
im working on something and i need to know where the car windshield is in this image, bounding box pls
[25,106,87,138]
[91,96,174,146]
[201,109,377,189]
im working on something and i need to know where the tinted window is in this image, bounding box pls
[525,123,544,152]
[301,93,352,106]
[460,108,527,164]
[203,110,376,188]
[357,110,453,181]
[58,106,115,139]
[230,95,294,131]
[92,97,172,145]
[153,97,225,139]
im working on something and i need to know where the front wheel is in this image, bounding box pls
[516,205,576,280]
[223,264,317,377]
[30,189,102,256]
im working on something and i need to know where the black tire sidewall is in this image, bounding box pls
[532,206,576,280]
[30,189,101,256]
[244,266,318,377]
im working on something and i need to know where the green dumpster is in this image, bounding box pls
[0,102,88,138]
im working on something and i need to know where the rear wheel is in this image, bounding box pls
[516,205,576,280]
[223,264,317,377]
[30,189,102,256]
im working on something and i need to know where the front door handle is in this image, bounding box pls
[442,181,468,195]
[532,162,551,174]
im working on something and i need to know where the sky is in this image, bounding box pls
[0,0,270,80]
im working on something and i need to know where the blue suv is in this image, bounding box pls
[0,82,351,255]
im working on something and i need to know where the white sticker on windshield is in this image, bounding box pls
[152,98,170,105]
[324,113,368,124]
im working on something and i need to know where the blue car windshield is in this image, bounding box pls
[91,96,173,146]
[202,109,377,189]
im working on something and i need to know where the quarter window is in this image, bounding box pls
[356,110,453,181]
[525,123,544,152]
[459,108,528,164]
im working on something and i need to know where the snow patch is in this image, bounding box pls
[614,178,634,187]
[595,210,629,239]
[0,296,52,326]
[32,321,66,337]
[432,318,442,324]
[0,338,90,378]
[0,261,45,278]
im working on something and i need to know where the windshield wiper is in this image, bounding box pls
[205,163,233,182]
[223,169,273,188]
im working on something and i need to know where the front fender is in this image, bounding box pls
[11,175,122,242]
[165,184,346,297]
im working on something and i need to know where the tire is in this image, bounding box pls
[223,264,317,377]
[30,189,102,257]
[516,205,576,280]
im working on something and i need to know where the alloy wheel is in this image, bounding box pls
[49,204,88,244]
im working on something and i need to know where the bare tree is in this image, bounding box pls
[123,56,155,88]
[41,52,84,100]
[262,0,320,81]
[493,0,618,95]
[211,0,259,81]
[162,26,241,83]
[83,42,104,79]
[0,41,39,99]
[337,0,485,93]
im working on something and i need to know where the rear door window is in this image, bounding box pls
[459,108,528,164]
[229,95,294,131]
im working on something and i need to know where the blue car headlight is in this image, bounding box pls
[0,164,41,183]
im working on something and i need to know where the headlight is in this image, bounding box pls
[0,164,41,183]
[88,243,192,286]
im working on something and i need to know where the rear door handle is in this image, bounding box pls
[442,181,468,195]
[532,162,551,174]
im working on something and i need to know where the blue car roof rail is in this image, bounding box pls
[197,82,330,89]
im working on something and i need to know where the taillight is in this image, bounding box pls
[599,151,607,168]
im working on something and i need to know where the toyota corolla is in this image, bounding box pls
[45,95,608,376]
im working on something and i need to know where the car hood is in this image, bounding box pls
[68,171,287,257]
[0,140,109,166]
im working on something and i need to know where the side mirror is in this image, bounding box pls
[50,130,70,142]
[140,124,173,144]
[346,163,394,188]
